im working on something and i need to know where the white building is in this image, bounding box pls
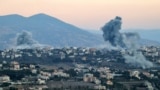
[30,64,35,69]
[52,71,70,78]
[130,71,140,79]
[94,85,106,90]
[38,71,51,80]
[10,61,20,70]
[31,69,37,74]
[37,79,46,84]
[83,73,96,83]
[0,75,10,82]
[94,79,101,84]
[106,80,113,85]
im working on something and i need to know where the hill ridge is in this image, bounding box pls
[0,13,104,49]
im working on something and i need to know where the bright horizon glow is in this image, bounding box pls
[0,0,160,30]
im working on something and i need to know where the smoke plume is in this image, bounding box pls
[16,31,38,46]
[102,16,153,68]
[15,31,49,49]
[102,16,126,48]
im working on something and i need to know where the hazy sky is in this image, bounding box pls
[0,0,160,30]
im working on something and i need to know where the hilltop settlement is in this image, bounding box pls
[0,46,160,90]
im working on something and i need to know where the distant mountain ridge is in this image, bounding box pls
[0,13,159,49]
[0,13,104,49]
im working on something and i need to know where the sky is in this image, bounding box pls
[0,0,160,30]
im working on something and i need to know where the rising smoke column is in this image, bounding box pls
[16,31,38,46]
[15,31,43,49]
[102,16,126,48]
[15,31,51,49]
[102,16,153,68]
[122,33,153,68]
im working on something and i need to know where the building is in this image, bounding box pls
[106,80,113,85]
[130,70,140,79]
[0,75,10,83]
[52,71,70,78]
[10,61,20,70]
[37,79,46,84]
[94,85,106,90]
[83,73,96,83]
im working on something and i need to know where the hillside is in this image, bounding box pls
[0,13,104,49]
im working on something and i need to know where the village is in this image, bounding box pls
[0,46,160,90]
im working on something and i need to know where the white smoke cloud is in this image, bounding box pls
[122,33,153,68]
[16,31,38,46]
[102,16,153,69]
[12,31,50,49]
[124,51,153,69]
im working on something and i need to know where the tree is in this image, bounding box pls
[65,69,77,77]
[0,82,11,87]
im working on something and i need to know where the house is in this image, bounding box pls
[38,71,51,80]
[100,72,113,79]
[97,67,110,73]
[14,54,22,58]
[82,57,87,61]
[0,75,10,83]
[38,74,49,80]
[10,61,20,70]
[130,70,140,79]
[142,72,154,78]
[83,73,96,83]
[52,70,70,78]
[31,69,37,74]
[30,64,35,69]
[29,85,48,90]
[106,73,114,79]
[2,61,7,64]
[106,80,113,85]
[94,79,101,84]
[94,85,106,90]
[37,79,46,84]
[145,81,153,90]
